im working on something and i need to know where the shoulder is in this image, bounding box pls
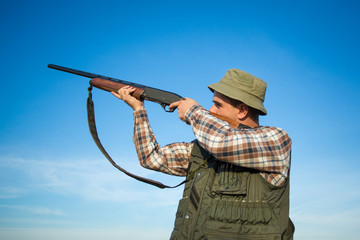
[259,126,290,137]
[259,126,292,149]
[240,126,292,146]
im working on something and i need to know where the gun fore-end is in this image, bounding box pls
[90,78,144,99]
[142,87,183,111]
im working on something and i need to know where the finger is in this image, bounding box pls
[127,87,136,94]
[169,100,181,110]
[169,97,187,109]
[111,91,122,99]
[118,86,136,96]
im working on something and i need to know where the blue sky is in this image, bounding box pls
[1,0,359,239]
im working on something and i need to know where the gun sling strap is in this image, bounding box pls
[87,86,185,189]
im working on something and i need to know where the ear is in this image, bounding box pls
[237,103,249,121]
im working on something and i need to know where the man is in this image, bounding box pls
[112,69,294,239]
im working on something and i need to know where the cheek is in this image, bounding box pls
[220,107,238,120]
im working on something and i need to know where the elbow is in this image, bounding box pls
[139,157,151,169]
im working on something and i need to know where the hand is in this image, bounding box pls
[169,98,200,123]
[111,86,144,111]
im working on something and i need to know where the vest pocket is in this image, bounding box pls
[204,199,278,237]
[208,200,274,224]
[210,163,249,197]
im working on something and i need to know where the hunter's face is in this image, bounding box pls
[209,91,240,122]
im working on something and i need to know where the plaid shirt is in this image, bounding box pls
[133,105,291,186]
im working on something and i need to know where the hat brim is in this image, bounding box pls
[209,82,267,115]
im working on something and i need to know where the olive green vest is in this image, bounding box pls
[170,141,294,240]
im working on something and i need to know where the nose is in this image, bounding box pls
[209,104,216,113]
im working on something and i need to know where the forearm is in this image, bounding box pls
[133,109,192,176]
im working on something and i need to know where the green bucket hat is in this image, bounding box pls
[208,69,267,115]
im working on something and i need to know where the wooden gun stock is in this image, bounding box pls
[209,112,239,128]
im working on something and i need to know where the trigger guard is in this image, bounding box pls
[161,103,175,112]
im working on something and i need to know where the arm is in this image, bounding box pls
[133,109,193,176]
[113,86,193,176]
[174,101,291,186]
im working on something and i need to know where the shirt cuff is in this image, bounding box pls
[133,109,148,123]
[184,105,206,123]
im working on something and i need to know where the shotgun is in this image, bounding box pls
[48,64,238,128]
[48,64,238,188]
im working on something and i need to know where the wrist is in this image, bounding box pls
[133,103,145,111]
[184,105,204,123]
[133,106,145,111]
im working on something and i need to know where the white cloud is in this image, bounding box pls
[0,156,181,235]
[0,187,27,199]
[0,226,171,240]
[293,207,360,240]
[0,205,65,216]
[0,156,183,203]
[289,158,360,240]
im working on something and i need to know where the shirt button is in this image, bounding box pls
[197,172,201,176]
[184,214,190,219]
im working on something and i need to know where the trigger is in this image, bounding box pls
[161,103,175,112]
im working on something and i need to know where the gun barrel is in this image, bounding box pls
[47,64,148,89]
[48,64,99,78]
